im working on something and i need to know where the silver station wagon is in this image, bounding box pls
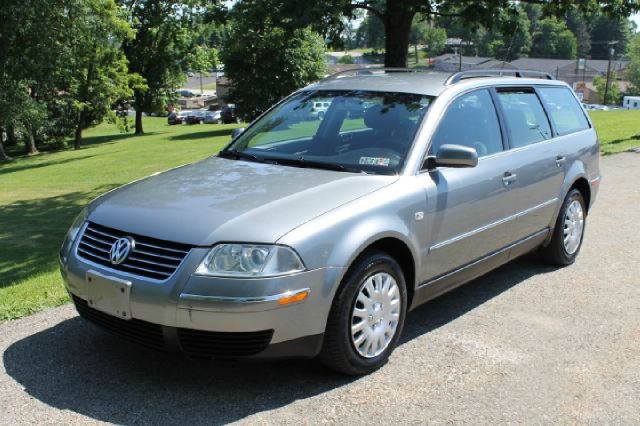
[60,69,601,375]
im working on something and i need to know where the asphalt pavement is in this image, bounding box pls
[1,152,639,424]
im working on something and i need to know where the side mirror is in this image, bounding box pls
[232,127,246,139]
[425,144,478,170]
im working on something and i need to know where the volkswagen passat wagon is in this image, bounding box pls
[60,69,600,375]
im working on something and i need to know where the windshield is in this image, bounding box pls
[223,90,433,175]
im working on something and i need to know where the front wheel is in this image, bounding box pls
[319,251,407,375]
[540,188,586,266]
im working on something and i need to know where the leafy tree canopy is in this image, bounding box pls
[222,0,326,121]
[530,17,577,59]
[256,0,640,66]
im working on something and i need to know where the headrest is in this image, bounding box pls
[364,104,410,132]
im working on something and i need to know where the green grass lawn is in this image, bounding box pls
[0,118,240,321]
[0,109,638,322]
[590,110,640,155]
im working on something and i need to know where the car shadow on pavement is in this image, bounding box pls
[3,253,555,424]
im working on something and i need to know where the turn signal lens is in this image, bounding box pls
[278,290,309,305]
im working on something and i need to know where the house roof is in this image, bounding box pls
[509,58,576,74]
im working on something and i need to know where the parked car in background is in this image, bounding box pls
[167,110,191,125]
[221,104,239,124]
[60,68,600,376]
[203,110,222,124]
[178,90,195,98]
[309,101,331,120]
[185,110,207,124]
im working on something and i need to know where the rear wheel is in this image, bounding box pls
[540,188,586,266]
[319,251,407,375]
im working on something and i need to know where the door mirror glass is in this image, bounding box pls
[427,144,478,169]
[232,127,246,139]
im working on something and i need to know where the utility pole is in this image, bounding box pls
[603,46,615,105]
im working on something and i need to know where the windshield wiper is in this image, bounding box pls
[218,149,265,163]
[268,157,365,174]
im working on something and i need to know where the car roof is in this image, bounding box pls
[304,69,569,97]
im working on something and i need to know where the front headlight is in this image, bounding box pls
[60,207,88,262]
[195,244,306,277]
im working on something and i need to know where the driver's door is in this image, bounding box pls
[418,89,521,282]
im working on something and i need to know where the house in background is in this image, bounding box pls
[434,54,630,104]
[623,96,640,110]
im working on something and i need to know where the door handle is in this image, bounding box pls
[556,156,566,167]
[502,171,517,186]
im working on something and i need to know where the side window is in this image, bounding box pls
[496,89,552,148]
[538,87,590,135]
[430,89,503,157]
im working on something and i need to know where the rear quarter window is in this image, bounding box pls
[538,87,590,135]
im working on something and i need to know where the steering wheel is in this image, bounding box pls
[371,138,407,154]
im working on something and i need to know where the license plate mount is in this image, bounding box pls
[86,270,132,320]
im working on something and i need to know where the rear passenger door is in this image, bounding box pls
[420,89,521,281]
[493,87,564,238]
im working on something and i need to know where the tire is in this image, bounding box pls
[318,111,325,120]
[319,251,407,375]
[199,120,204,125]
[540,188,587,266]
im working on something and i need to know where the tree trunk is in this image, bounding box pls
[25,127,38,155]
[384,1,415,68]
[0,125,9,161]
[74,109,85,149]
[5,125,17,147]
[135,109,144,135]
[0,140,9,161]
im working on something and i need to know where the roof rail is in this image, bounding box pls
[446,69,555,85]
[323,67,434,81]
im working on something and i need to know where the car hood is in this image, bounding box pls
[88,157,398,246]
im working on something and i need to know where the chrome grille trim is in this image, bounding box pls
[76,222,192,281]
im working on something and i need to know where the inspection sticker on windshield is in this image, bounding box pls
[359,157,390,166]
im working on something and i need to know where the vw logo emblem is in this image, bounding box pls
[109,237,135,265]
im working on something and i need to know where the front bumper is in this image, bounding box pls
[60,246,345,359]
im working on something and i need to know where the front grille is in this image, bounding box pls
[177,328,274,358]
[76,222,191,281]
[73,295,165,350]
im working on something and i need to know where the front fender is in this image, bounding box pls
[277,181,425,293]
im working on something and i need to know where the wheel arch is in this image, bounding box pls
[343,236,417,309]
[569,177,591,213]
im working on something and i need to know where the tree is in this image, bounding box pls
[64,0,139,149]
[594,72,621,104]
[118,0,208,135]
[474,6,531,61]
[355,14,385,49]
[530,17,577,59]
[627,33,640,95]
[0,0,74,154]
[566,10,591,58]
[273,0,640,67]
[409,17,447,62]
[590,15,633,59]
[1,0,139,154]
[222,0,326,121]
